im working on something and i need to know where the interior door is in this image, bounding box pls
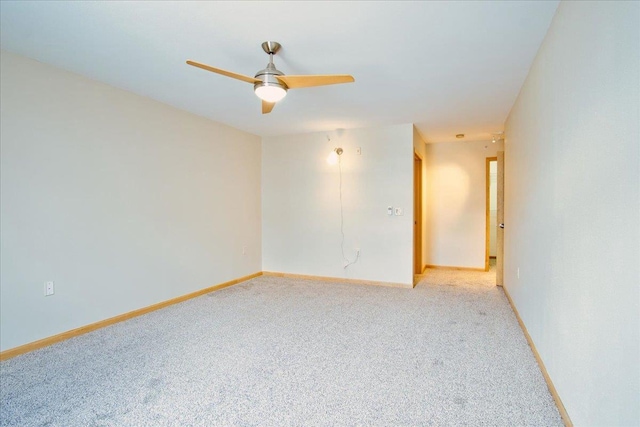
[414,153,423,274]
[496,151,504,286]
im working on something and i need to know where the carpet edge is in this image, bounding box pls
[0,271,263,361]
[502,285,573,427]
[262,271,413,289]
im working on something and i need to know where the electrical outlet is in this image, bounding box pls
[517,267,520,279]
[394,207,404,216]
[44,281,54,296]
[387,206,393,216]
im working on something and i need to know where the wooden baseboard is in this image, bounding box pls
[262,271,413,289]
[501,286,573,427]
[0,271,571,427]
[423,264,485,272]
[0,272,263,361]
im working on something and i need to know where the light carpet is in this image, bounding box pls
[1,269,562,426]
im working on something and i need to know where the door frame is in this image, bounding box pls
[414,151,423,275]
[496,151,504,286]
[485,157,497,272]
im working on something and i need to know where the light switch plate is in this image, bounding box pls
[45,281,54,296]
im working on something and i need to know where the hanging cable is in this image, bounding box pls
[338,153,359,269]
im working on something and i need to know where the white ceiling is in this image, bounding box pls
[0,1,558,142]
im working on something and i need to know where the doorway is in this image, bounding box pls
[414,152,423,275]
[496,151,504,286]
[485,157,497,272]
[485,153,504,285]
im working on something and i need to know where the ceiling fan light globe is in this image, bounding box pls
[254,85,287,103]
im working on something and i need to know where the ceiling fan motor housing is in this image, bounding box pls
[254,62,288,91]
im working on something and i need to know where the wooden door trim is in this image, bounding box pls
[496,151,505,286]
[485,157,497,272]
[414,152,423,274]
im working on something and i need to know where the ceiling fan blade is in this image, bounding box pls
[275,74,354,89]
[186,60,260,84]
[262,100,276,114]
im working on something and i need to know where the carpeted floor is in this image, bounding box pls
[0,268,562,426]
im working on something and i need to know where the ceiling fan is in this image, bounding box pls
[186,41,355,114]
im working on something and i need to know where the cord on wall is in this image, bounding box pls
[338,152,359,269]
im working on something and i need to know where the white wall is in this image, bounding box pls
[424,139,503,269]
[504,1,639,425]
[0,51,262,352]
[413,127,428,271]
[262,125,414,285]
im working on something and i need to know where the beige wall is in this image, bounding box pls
[262,125,414,285]
[504,1,639,425]
[0,51,263,351]
[424,139,503,269]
